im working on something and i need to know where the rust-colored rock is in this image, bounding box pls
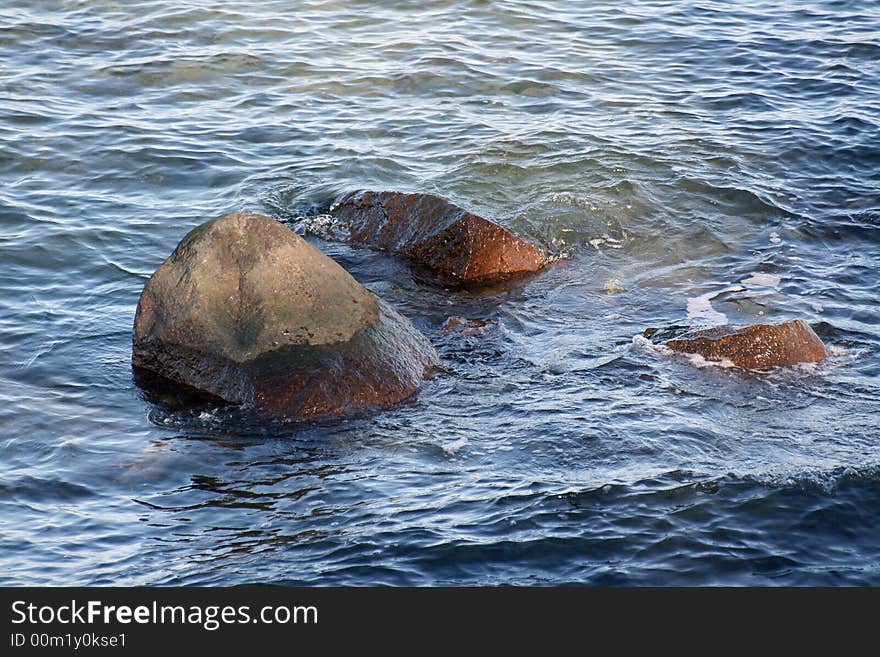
[133,212,438,419]
[644,320,828,370]
[441,316,491,337]
[334,191,546,287]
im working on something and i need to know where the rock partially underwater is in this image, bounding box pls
[133,212,438,419]
[334,191,546,288]
[644,320,828,370]
[441,316,492,337]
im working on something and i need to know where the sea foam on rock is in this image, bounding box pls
[132,212,438,419]
[644,320,828,370]
[334,190,546,288]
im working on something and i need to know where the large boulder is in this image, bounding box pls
[334,191,546,287]
[132,212,439,419]
[644,320,828,370]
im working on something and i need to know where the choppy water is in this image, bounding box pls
[2,1,879,585]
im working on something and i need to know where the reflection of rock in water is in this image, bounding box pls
[334,190,546,288]
[134,367,227,411]
[602,278,624,294]
[118,441,172,484]
[133,212,438,420]
[645,320,828,370]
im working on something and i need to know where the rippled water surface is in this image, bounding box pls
[2,1,879,585]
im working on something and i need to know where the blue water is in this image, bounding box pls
[1,0,878,585]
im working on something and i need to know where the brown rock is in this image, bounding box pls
[133,212,438,419]
[441,316,491,336]
[334,191,546,287]
[645,320,828,370]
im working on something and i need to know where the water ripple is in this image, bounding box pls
[0,0,878,585]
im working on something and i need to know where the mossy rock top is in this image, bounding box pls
[135,212,378,363]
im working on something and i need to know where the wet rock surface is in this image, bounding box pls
[133,212,438,419]
[644,319,828,369]
[334,190,546,287]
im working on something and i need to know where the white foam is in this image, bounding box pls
[442,438,468,455]
[685,285,743,325]
[682,352,738,370]
[601,233,624,248]
[588,234,625,251]
[639,334,739,370]
[742,272,781,287]
[547,192,590,208]
[632,333,672,356]
[297,213,349,240]
[791,360,822,375]
[545,246,574,263]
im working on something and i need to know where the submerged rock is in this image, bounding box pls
[441,316,492,337]
[644,320,828,370]
[334,190,546,287]
[133,212,439,419]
